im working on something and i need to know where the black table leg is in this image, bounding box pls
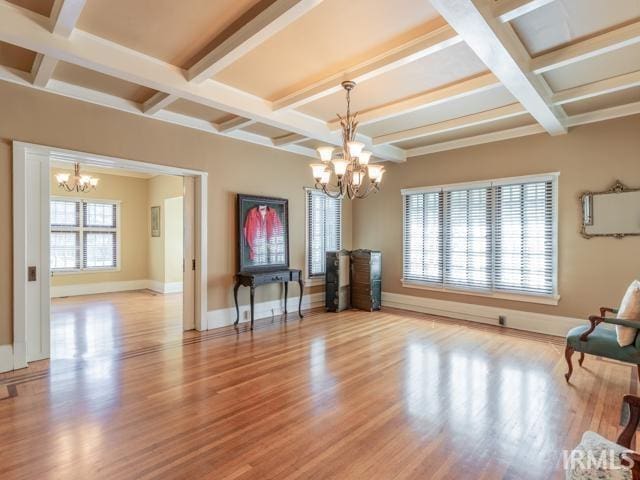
[284,281,288,315]
[250,286,255,330]
[233,279,241,326]
[298,278,304,318]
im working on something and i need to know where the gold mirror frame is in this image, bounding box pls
[579,180,640,239]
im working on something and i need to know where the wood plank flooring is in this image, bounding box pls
[0,291,636,479]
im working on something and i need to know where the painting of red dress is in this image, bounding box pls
[237,194,289,272]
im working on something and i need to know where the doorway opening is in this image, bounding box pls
[12,142,207,370]
[50,164,189,363]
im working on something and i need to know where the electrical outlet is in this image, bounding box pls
[498,315,506,326]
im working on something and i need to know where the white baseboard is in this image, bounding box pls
[51,279,150,298]
[51,279,183,297]
[0,344,13,373]
[382,291,583,337]
[147,280,183,294]
[207,292,325,330]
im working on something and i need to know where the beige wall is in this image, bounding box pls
[147,175,183,285]
[163,196,184,284]
[0,81,352,346]
[50,170,149,287]
[353,115,640,320]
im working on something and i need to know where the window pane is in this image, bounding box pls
[307,191,341,277]
[84,202,116,228]
[84,232,116,268]
[403,192,442,284]
[50,200,79,227]
[51,231,79,270]
[444,187,492,290]
[494,181,553,295]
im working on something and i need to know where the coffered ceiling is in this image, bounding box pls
[0,0,639,163]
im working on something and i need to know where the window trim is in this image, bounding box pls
[401,172,559,305]
[304,187,342,286]
[50,196,122,275]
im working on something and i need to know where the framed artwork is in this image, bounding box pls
[237,194,289,272]
[151,206,161,237]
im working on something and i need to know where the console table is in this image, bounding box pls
[233,269,304,330]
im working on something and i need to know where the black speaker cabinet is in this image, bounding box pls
[350,249,382,312]
[325,249,351,312]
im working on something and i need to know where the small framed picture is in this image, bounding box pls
[237,194,289,272]
[151,206,161,237]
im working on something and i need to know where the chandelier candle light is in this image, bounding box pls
[310,81,384,199]
[55,163,99,193]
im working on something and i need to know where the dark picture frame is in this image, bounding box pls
[237,194,289,272]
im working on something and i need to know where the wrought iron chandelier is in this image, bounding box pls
[55,163,99,192]
[309,81,384,199]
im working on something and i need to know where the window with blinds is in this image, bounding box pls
[402,174,557,298]
[50,198,120,272]
[306,189,342,277]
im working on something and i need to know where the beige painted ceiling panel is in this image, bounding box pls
[0,40,36,72]
[165,98,233,124]
[543,43,640,92]
[214,0,442,99]
[298,138,327,150]
[393,115,536,150]
[77,0,263,68]
[6,0,54,17]
[563,86,640,115]
[53,61,157,103]
[242,122,292,138]
[299,43,488,121]
[358,86,516,138]
[512,0,640,56]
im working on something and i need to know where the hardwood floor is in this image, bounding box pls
[0,293,636,479]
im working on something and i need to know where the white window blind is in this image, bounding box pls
[306,190,342,277]
[403,191,442,284]
[402,175,557,298]
[494,181,554,295]
[51,198,120,272]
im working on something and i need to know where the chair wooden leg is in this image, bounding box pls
[564,345,574,383]
[578,352,585,367]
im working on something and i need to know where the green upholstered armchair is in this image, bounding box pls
[565,307,640,383]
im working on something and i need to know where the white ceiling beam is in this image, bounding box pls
[0,2,404,162]
[430,0,566,135]
[31,54,58,87]
[272,133,307,146]
[328,72,501,130]
[407,124,545,156]
[188,0,323,83]
[531,21,640,74]
[0,64,319,159]
[406,100,640,157]
[565,100,640,127]
[142,92,180,115]
[272,24,463,111]
[494,0,556,23]
[215,116,256,133]
[31,0,87,88]
[50,0,87,37]
[373,103,527,144]
[552,70,640,105]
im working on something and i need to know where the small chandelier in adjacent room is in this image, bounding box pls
[55,163,99,192]
[309,81,384,200]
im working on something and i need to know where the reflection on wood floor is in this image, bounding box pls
[0,293,636,479]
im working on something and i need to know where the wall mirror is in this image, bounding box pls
[580,180,640,239]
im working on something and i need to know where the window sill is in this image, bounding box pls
[305,276,326,287]
[52,268,121,276]
[401,280,560,306]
